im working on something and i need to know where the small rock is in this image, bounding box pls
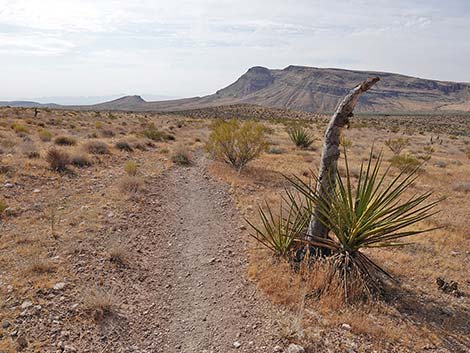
[33,189,40,193]
[17,336,28,349]
[2,320,10,328]
[54,282,66,290]
[286,343,305,353]
[21,300,32,309]
[341,323,352,330]
[273,346,283,352]
[233,341,241,348]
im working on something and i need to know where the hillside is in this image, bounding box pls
[2,66,470,113]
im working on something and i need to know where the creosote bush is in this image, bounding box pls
[288,126,315,148]
[46,148,71,172]
[206,119,268,172]
[54,135,77,146]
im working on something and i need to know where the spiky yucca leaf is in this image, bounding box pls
[246,193,313,259]
[288,126,315,149]
[287,149,442,299]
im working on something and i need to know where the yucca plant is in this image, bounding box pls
[288,126,315,149]
[287,149,442,300]
[246,192,313,259]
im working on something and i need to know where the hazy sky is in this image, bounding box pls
[1,0,470,100]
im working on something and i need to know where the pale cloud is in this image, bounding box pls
[0,0,469,99]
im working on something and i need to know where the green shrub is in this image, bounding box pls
[39,129,53,142]
[11,123,29,134]
[84,141,110,155]
[206,120,268,172]
[46,148,71,172]
[390,153,421,172]
[288,126,314,148]
[124,160,138,176]
[142,123,174,141]
[55,136,77,146]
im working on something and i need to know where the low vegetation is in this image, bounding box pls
[46,148,71,172]
[288,126,315,148]
[124,160,138,176]
[171,150,192,166]
[206,119,268,171]
[384,137,409,155]
[84,141,110,154]
[54,135,77,146]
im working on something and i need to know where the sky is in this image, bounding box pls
[1,0,470,101]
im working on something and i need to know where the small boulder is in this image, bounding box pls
[286,343,305,353]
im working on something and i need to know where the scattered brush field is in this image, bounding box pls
[0,105,469,352]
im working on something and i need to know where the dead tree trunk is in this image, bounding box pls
[307,77,380,244]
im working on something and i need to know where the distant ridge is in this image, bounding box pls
[2,66,470,113]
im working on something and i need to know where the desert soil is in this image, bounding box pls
[55,154,277,352]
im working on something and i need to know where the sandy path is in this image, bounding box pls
[77,155,278,352]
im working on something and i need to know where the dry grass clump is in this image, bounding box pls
[46,148,71,172]
[100,129,115,138]
[84,141,110,154]
[0,198,8,214]
[21,140,40,158]
[38,129,53,142]
[54,135,77,146]
[115,140,133,152]
[119,176,144,194]
[124,160,138,176]
[26,256,56,274]
[83,287,116,320]
[71,154,93,168]
[171,150,192,166]
[108,240,129,265]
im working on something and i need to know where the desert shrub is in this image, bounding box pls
[268,146,286,154]
[453,182,470,193]
[38,129,53,142]
[115,140,133,152]
[142,123,174,141]
[0,198,8,214]
[268,150,441,301]
[171,150,191,166]
[11,123,29,134]
[95,121,103,129]
[46,148,71,172]
[84,141,110,154]
[288,126,314,148]
[119,176,143,194]
[100,129,115,138]
[54,135,77,146]
[206,119,268,171]
[124,160,138,176]
[390,153,421,172]
[108,241,128,265]
[434,160,447,168]
[384,138,409,155]
[26,256,56,274]
[71,154,93,168]
[21,141,40,158]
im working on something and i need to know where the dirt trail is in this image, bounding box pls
[80,155,278,352]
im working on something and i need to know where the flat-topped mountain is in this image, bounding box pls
[2,66,470,113]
